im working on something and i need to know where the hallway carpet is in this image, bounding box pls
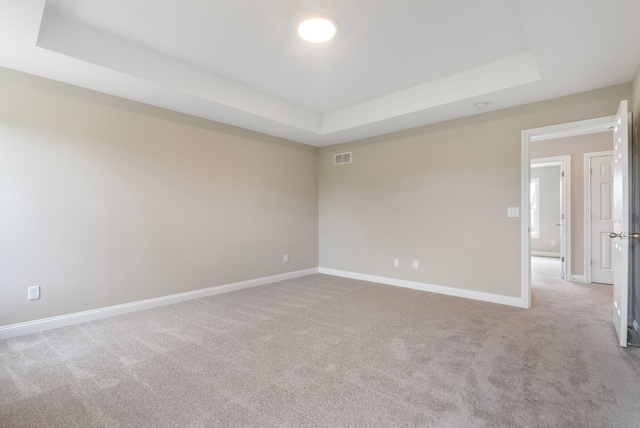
[1,265,639,427]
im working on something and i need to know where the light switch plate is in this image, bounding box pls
[28,286,40,300]
[507,207,520,218]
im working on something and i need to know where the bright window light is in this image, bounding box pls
[530,178,540,239]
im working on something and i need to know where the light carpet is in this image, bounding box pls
[1,261,639,427]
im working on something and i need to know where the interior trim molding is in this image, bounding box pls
[318,268,527,308]
[0,268,319,340]
[531,251,561,258]
[521,114,616,309]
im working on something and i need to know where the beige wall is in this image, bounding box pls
[531,166,561,254]
[0,67,634,327]
[0,68,319,326]
[319,84,630,298]
[531,133,613,276]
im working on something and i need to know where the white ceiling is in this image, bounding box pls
[1,0,639,147]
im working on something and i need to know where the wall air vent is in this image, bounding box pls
[334,152,352,165]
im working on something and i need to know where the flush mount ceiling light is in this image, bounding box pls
[297,16,338,43]
[474,102,489,109]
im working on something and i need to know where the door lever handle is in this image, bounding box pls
[609,232,640,239]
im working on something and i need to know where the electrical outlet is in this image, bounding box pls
[507,207,520,218]
[283,254,289,262]
[412,260,419,269]
[551,240,556,246]
[394,258,399,267]
[28,286,40,300]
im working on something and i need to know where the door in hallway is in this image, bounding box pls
[590,154,614,284]
[611,100,631,348]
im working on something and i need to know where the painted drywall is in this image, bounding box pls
[531,133,613,277]
[0,67,319,327]
[531,166,561,254]
[319,84,630,298]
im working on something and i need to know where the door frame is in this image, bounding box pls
[531,156,571,280]
[520,115,615,308]
[584,150,615,284]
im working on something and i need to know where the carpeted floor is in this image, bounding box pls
[1,260,640,427]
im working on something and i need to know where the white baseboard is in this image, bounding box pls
[570,275,586,283]
[531,251,561,258]
[0,268,319,340]
[318,268,526,308]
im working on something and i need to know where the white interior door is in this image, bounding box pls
[559,167,566,280]
[611,100,630,348]
[590,155,614,284]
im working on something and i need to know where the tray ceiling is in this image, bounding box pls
[1,0,639,146]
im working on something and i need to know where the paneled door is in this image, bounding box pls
[590,155,614,284]
[611,100,631,348]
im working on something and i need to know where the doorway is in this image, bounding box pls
[520,115,616,308]
[530,157,570,281]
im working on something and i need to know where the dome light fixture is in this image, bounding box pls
[474,102,489,110]
[298,16,337,43]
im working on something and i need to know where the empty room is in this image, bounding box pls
[2,0,640,427]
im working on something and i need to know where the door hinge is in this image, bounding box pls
[590,259,593,266]
[562,213,565,220]
[561,171,565,177]
[562,257,565,262]
[590,168,593,175]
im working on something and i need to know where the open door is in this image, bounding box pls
[559,166,567,280]
[611,100,631,347]
[530,157,570,281]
